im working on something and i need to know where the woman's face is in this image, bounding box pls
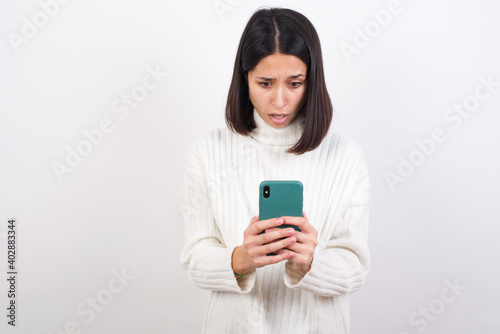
[246,53,308,129]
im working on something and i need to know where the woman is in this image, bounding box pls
[181,7,370,334]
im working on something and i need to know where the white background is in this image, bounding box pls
[1,0,499,333]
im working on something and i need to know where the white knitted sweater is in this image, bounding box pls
[181,109,370,334]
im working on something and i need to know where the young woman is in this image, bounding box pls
[181,7,370,334]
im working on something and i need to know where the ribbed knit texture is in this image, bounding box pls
[180,109,370,334]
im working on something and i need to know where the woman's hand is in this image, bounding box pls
[231,215,297,275]
[276,212,318,275]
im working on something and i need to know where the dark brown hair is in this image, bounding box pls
[225,7,333,154]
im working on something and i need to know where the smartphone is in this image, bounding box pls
[259,180,303,232]
[259,180,303,256]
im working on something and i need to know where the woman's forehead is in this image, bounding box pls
[250,54,307,77]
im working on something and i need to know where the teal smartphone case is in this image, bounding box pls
[259,180,303,232]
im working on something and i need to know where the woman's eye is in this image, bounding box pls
[259,82,271,88]
[290,82,302,88]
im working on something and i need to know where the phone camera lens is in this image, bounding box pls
[263,185,270,198]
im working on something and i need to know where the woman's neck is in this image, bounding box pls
[248,109,305,147]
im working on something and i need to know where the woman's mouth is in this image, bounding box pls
[269,114,289,124]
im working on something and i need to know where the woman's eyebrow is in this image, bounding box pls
[255,76,275,81]
[255,74,306,80]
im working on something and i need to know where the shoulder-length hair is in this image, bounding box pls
[225,7,333,154]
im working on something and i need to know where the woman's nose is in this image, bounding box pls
[272,86,287,109]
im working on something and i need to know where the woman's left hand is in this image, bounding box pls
[273,212,317,275]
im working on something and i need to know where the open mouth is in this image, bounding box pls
[269,114,289,124]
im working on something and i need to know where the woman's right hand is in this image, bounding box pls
[231,216,297,275]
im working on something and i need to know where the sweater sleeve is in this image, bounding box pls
[180,135,256,293]
[284,140,370,296]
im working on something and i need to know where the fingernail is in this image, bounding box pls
[287,229,294,236]
[289,237,296,244]
[276,218,283,225]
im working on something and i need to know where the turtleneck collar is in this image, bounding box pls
[248,108,306,146]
